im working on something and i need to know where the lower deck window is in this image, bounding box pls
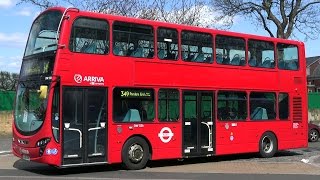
[113,88,154,122]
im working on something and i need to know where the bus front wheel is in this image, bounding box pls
[122,136,149,170]
[259,132,277,158]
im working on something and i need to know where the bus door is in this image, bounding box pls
[182,91,215,157]
[62,87,107,165]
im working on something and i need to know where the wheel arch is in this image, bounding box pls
[122,134,153,160]
[311,128,320,134]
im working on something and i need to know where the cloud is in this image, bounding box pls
[15,9,32,16]
[0,0,16,8]
[0,32,28,48]
[0,56,22,73]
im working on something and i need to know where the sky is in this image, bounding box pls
[0,0,319,73]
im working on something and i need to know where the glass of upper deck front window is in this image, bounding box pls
[181,31,213,63]
[69,18,109,54]
[215,35,246,66]
[113,21,154,58]
[277,43,299,70]
[24,10,62,56]
[157,28,178,60]
[248,40,275,68]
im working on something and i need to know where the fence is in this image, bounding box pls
[0,91,15,111]
[308,92,320,110]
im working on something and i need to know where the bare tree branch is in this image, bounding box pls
[211,0,320,40]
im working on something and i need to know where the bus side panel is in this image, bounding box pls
[108,124,182,164]
[215,121,296,155]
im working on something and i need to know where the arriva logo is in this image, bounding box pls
[74,74,82,83]
[74,74,105,85]
[83,76,105,83]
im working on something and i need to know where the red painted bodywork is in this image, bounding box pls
[12,7,308,167]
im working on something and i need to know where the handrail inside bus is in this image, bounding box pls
[56,7,80,46]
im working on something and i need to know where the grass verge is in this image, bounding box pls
[0,111,12,137]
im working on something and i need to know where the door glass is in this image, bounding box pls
[63,89,83,158]
[200,93,213,150]
[183,93,197,149]
[87,89,106,157]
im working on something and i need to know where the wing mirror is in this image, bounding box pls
[38,85,48,99]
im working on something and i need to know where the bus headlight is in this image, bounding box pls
[36,138,51,147]
[37,138,51,157]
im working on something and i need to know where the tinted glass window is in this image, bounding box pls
[158,89,179,121]
[25,10,62,56]
[181,31,213,63]
[52,87,60,142]
[250,92,276,120]
[248,40,275,68]
[217,91,247,120]
[157,28,178,60]
[69,18,109,54]
[113,88,154,122]
[113,21,154,58]
[279,93,289,120]
[277,43,299,70]
[216,35,245,66]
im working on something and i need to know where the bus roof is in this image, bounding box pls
[47,6,304,46]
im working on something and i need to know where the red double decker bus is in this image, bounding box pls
[12,7,307,170]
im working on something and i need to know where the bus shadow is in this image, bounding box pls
[13,151,303,175]
[148,151,303,168]
[13,160,123,175]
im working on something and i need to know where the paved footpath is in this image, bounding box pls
[0,138,11,155]
[1,154,320,175]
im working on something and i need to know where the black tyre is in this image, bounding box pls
[259,132,277,158]
[309,129,319,142]
[122,136,150,170]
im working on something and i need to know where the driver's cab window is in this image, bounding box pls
[248,39,275,68]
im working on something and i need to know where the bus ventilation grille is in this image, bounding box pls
[292,97,302,122]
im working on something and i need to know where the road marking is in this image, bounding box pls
[0,176,181,180]
[0,150,11,155]
[304,155,320,167]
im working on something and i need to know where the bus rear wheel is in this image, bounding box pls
[259,132,277,158]
[122,136,149,170]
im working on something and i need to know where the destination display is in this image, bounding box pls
[120,89,152,98]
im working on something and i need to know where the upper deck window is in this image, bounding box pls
[181,31,213,63]
[157,28,178,60]
[248,40,275,68]
[277,43,299,70]
[113,21,154,58]
[216,35,245,66]
[24,10,62,57]
[69,18,109,54]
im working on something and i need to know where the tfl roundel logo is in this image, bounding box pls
[158,127,174,143]
[74,74,82,84]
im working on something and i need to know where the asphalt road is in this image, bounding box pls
[0,138,320,179]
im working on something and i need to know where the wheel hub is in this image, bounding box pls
[128,144,144,163]
[262,136,273,153]
[310,131,318,141]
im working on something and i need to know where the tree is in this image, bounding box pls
[18,0,212,27]
[211,0,320,40]
[0,71,18,91]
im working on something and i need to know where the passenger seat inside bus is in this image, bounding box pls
[80,42,97,53]
[231,54,240,65]
[250,107,268,120]
[122,109,141,122]
[194,53,205,62]
[131,47,144,57]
